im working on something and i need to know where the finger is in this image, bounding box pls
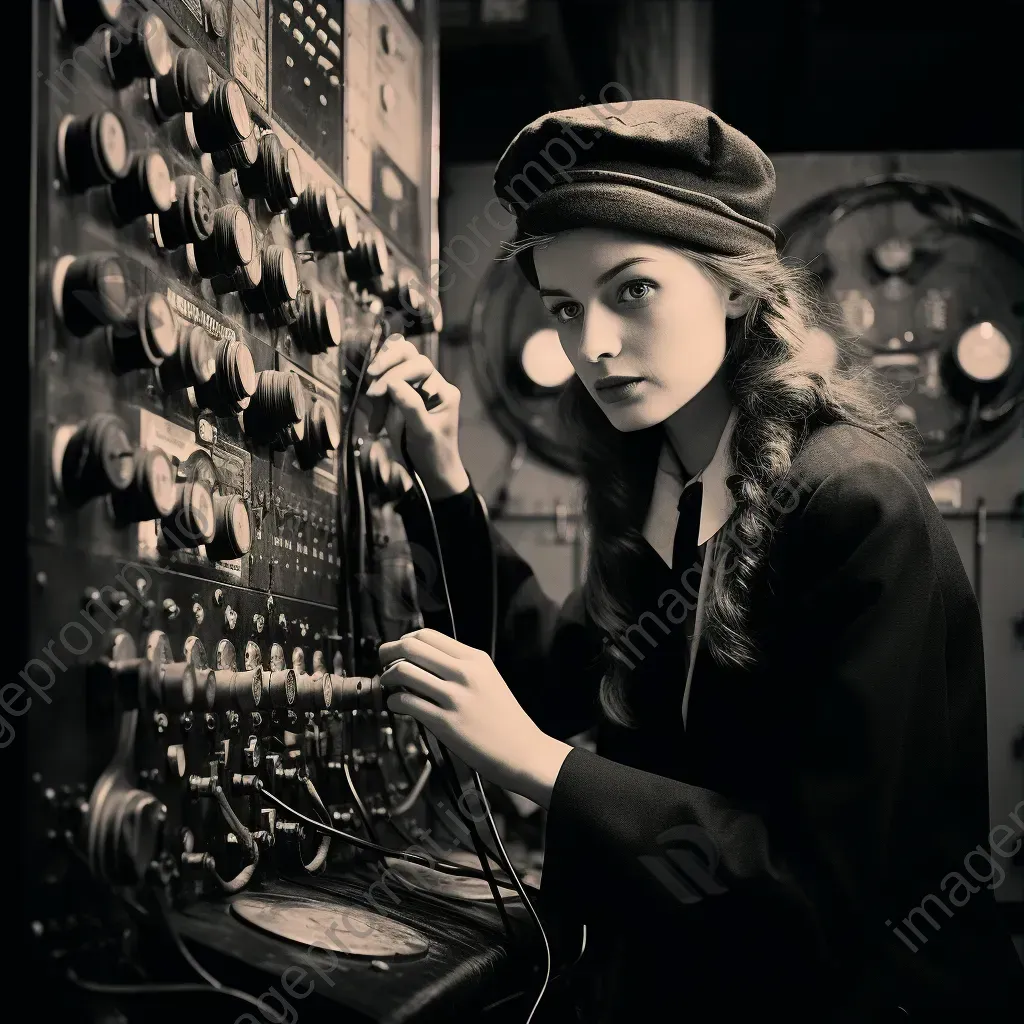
[387,690,448,729]
[381,635,465,681]
[379,659,456,710]
[366,337,425,385]
[366,354,437,399]
[382,377,437,434]
[405,627,481,662]
[366,334,417,377]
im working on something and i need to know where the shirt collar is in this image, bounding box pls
[657,406,738,545]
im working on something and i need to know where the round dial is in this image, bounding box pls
[58,111,128,193]
[57,254,129,336]
[55,413,135,506]
[206,494,252,561]
[111,447,177,523]
[104,12,173,86]
[157,175,214,250]
[110,151,175,225]
[191,79,253,154]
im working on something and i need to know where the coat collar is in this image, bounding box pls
[643,406,738,561]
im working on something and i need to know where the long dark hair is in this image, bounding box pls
[502,236,927,727]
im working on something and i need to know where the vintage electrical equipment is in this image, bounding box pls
[23,3,550,1022]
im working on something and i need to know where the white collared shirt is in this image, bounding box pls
[642,405,738,567]
[640,406,738,728]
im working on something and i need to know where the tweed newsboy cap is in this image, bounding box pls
[493,98,778,286]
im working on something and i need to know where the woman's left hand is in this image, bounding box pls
[377,628,571,807]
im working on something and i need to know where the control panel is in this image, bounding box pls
[19,3,533,1022]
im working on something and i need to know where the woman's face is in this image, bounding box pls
[532,228,743,431]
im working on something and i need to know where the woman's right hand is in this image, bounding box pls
[363,334,470,499]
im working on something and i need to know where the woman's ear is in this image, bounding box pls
[724,290,754,319]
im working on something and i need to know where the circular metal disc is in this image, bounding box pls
[383,852,522,903]
[230,894,429,959]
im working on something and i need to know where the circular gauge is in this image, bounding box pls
[872,237,915,275]
[228,495,252,555]
[144,151,175,213]
[954,322,1012,383]
[145,448,177,516]
[189,481,216,544]
[520,328,574,390]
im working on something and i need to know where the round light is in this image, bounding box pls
[873,237,914,274]
[955,322,1012,382]
[519,328,574,390]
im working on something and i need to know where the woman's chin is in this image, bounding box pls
[603,400,665,431]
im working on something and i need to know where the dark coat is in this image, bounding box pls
[396,421,1024,1020]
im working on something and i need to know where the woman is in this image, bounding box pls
[367,101,1024,1019]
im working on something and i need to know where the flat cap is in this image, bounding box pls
[493,99,778,285]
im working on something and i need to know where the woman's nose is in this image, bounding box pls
[578,309,621,363]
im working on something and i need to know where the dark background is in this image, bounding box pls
[440,0,1024,162]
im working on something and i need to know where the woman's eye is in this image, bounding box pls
[619,280,654,302]
[549,302,582,323]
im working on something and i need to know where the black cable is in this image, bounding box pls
[396,434,554,1021]
[255,782,527,880]
[66,972,278,1016]
[339,323,386,675]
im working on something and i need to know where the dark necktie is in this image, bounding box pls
[671,481,704,576]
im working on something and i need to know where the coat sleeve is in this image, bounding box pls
[539,460,945,946]
[393,477,603,740]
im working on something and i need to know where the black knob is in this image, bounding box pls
[188,205,255,278]
[57,111,129,192]
[53,413,135,506]
[152,48,213,119]
[205,494,252,561]
[110,447,178,524]
[295,398,341,469]
[311,202,360,254]
[161,479,216,550]
[344,229,389,284]
[239,246,300,314]
[267,669,297,709]
[236,134,304,213]
[190,79,253,154]
[55,0,122,44]
[109,150,175,224]
[155,324,215,394]
[152,661,199,711]
[192,339,257,414]
[289,185,341,240]
[54,253,129,336]
[102,12,173,87]
[107,292,178,374]
[211,132,259,175]
[380,274,441,336]
[211,253,263,297]
[155,175,214,249]
[242,370,307,441]
[212,667,263,711]
[291,292,342,354]
[402,295,443,337]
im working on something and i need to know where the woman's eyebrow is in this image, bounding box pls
[538,256,656,298]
